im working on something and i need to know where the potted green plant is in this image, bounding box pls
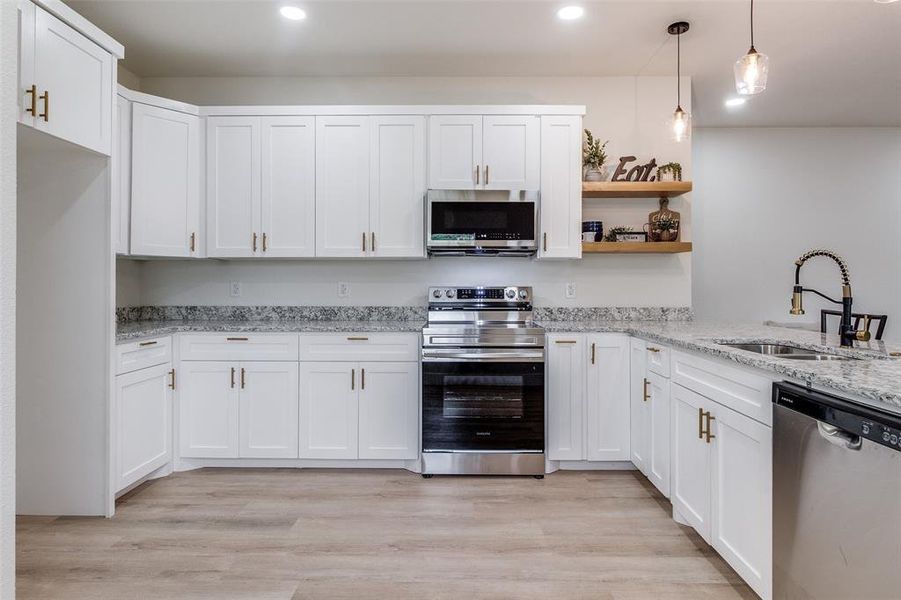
[652,215,680,242]
[583,129,609,182]
[656,162,683,182]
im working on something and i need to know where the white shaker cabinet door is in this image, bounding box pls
[428,115,482,189]
[115,363,172,491]
[299,362,359,459]
[711,404,772,600]
[482,115,540,191]
[358,362,419,460]
[369,116,426,258]
[629,338,649,473]
[585,334,631,461]
[546,334,585,461]
[179,361,239,458]
[114,94,132,255]
[31,6,113,154]
[238,362,299,459]
[207,116,261,257]
[260,117,315,257]
[130,103,201,257]
[315,116,370,257]
[671,383,713,542]
[646,370,671,498]
[538,116,582,259]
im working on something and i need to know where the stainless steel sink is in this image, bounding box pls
[719,342,857,361]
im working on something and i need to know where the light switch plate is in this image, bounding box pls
[565,282,576,299]
[337,282,350,298]
[230,281,242,298]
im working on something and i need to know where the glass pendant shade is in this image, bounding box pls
[671,106,691,142]
[734,48,769,95]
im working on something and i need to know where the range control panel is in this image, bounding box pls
[859,420,901,449]
[428,286,532,304]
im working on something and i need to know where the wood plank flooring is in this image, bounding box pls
[17,469,757,599]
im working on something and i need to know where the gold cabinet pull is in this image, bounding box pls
[362,232,366,252]
[190,232,196,252]
[475,164,480,185]
[240,367,246,389]
[698,407,704,440]
[138,340,158,347]
[554,340,577,344]
[262,232,268,252]
[168,368,176,390]
[38,90,49,121]
[370,232,375,253]
[543,232,548,252]
[648,347,661,354]
[361,368,365,390]
[347,336,369,341]
[226,337,249,342]
[351,368,355,391]
[230,367,236,389]
[643,378,650,402]
[591,342,596,364]
[704,412,716,444]
[252,232,258,252]
[25,84,36,116]
[485,165,489,185]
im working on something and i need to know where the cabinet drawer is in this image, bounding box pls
[299,333,420,362]
[116,336,172,375]
[672,350,773,426]
[645,342,671,377]
[179,333,299,362]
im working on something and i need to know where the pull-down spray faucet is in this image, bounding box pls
[790,249,869,347]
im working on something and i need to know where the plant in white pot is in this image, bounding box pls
[582,129,609,182]
[656,162,683,182]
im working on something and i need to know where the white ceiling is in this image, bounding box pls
[69,0,901,127]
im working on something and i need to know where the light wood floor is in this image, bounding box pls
[17,469,757,599]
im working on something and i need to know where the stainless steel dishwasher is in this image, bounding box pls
[773,382,901,600]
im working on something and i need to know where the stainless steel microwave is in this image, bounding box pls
[426,189,539,256]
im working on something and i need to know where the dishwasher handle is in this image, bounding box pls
[817,421,862,451]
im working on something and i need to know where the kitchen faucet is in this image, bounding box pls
[790,249,870,347]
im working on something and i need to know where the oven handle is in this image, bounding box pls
[421,349,545,363]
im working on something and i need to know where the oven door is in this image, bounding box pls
[422,351,544,453]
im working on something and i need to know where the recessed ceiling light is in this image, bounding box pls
[279,6,306,20]
[725,97,747,107]
[557,6,585,21]
[874,0,900,4]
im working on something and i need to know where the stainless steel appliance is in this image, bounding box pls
[773,382,901,599]
[426,189,539,256]
[421,286,545,476]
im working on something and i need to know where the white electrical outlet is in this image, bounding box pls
[337,282,350,298]
[565,282,576,299]
[230,281,242,298]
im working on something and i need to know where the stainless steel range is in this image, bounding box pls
[421,286,545,477]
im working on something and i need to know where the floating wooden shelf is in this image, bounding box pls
[582,241,693,254]
[582,181,692,198]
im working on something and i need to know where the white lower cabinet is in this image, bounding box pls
[299,361,419,460]
[239,362,300,458]
[115,363,173,491]
[629,338,648,472]
[179,361,240,458]
[546,334,585,461]
[645,371,671,497]
[671,383,713,540]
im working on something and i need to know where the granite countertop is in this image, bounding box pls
[540,320,901,414]
[116,319,426,342]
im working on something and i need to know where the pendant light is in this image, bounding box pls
[667,21,690,143]
[734,0,769,95]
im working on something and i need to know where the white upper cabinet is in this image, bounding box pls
[130,103,201,257]
[206,117,261,258]
[585,334,630,461]
[429,115,540,191]
[428,115,482,189]
[539,115,582,258]
[482,116,540,190]
[369,116,426,258]
[546,334,585,461]
[260,117,316,257]
[316,116,371,257]
[18,2,115,155]
[238,362,299,459]
[113,94,131,254]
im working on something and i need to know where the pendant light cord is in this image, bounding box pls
[750,0,755,50]
[676,30,681,108]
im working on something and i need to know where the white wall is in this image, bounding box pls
[0,1,17,594]
[121,76,693,308]
[693,127,901,342]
